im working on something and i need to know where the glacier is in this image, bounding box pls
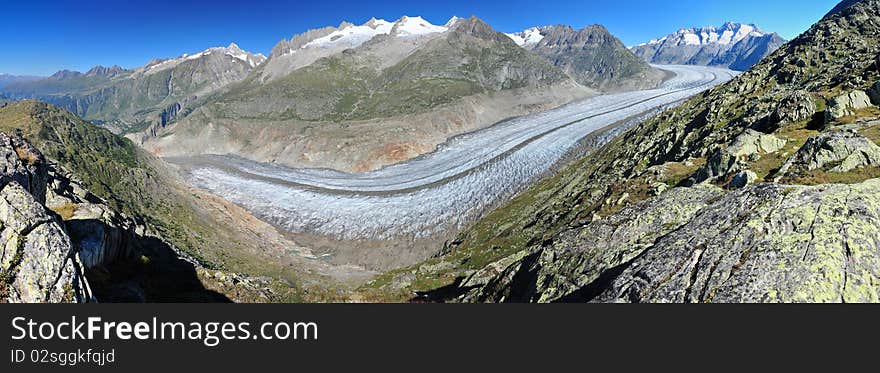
[169,65,737,241]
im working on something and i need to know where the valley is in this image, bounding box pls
[168,65,736,270]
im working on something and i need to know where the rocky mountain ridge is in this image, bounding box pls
[139,16,597,172]
[2,44,266,134]
[631,22,786,70]
[522,24,666,91]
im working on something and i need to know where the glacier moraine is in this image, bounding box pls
[168,65,737,240]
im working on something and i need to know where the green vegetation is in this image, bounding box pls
[0,100,309,301]
[359,1,880,301]
[214,24,566,125]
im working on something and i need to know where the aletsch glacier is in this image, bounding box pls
[170,65,737,240]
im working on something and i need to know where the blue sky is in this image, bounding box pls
[1,0,841,76]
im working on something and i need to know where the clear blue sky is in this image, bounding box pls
[1,0,842,76]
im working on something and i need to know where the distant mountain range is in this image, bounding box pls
[631,22,786,71]
[1,15,665,172]
[0,73,42,89]
[2,44,266,133]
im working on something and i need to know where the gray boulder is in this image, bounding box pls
[771,91,816,125]
[776,130,880,178]
[695,129,786,182]
[825,90,874,123]
[0,133,47,204]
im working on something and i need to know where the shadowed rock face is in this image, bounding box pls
[0,132,91,303]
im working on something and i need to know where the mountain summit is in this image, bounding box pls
[631,22,786,70]
[518,24,666,91]
[139,15,594,172]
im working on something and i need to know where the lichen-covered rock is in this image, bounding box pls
[695,130,786,182]
[0,133,47,204]
[776,130,880,178]
[459,179,880,303]
[0,182,91,303]
[825,90,874,122]
[458,186,725,303]
[771,91,816,126]
[0,134,92,303]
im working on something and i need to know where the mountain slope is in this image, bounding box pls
[141,16,593,172]
[509,25,665,91]
[359,0,880,302]
[2,44,266,134]
[631,22,787,71]
[0,100,367,302]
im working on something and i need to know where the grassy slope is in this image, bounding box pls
[359,0,880,301]
[0,100,308,301]
[211,19,568,123]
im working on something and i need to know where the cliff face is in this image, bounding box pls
[0,133,91,303]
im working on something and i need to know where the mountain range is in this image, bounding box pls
[137,16,653,172]
[3,15,669,173]
[631,22,787,71]
[360,0,880,302]
[506,25,665,91]
[2,44,266,134]
[5,1,879,304]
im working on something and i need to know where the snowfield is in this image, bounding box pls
[170,65,737,240]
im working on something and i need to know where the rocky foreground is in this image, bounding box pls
[358,0,880,303]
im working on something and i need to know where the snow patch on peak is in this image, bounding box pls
[445,16,462,28]
[392,15,448,36]
[301,16,447,51]
[641,22,767,48]
[505,27,546,47]
[143,44,265,74]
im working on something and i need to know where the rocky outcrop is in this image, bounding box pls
[771,91,816,126]
[0,133,91,303]
[0,133,48,204]
[459,179,880,303]
[45,165,146,269]
[826,90,874,122]
[694,129,786,182]
[776,130,880,178]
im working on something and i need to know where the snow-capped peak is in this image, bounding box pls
[143,44,266,74]
[445,16,462,28]
[505,27,547,47]
[640,22,766,48]
[300,16,448,51]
